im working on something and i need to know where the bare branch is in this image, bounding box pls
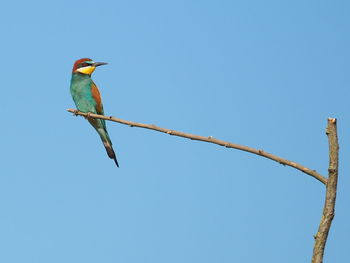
[312,118,339,263]
[67,109,327,184]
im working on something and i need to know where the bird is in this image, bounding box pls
[70,58,119,167]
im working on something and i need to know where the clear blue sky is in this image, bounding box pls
[0,0,349,262]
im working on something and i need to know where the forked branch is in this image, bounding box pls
[312,118,339,263]
[67,109,340,262]
[67,109,327,184]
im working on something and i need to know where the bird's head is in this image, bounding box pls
[72,58,107,75]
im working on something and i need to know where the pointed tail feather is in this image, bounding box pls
[103,140,119,167]
[89,118,119,167]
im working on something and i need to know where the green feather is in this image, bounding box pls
[70,72,119,167]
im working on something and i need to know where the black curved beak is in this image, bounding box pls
[93,62,108,67]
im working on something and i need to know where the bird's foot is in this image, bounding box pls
[73,109,80,116]
[84,112,92,119]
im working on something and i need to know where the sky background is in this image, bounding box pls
[0,0,349,262]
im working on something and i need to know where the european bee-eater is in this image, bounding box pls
[70,58,119,167]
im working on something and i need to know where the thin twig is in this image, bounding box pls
[67,109,327,184]
[312,118,339,263]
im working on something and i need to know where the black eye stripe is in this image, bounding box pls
[78,62,90,68]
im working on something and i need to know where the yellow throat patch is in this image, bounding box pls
[77,66,96,75]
